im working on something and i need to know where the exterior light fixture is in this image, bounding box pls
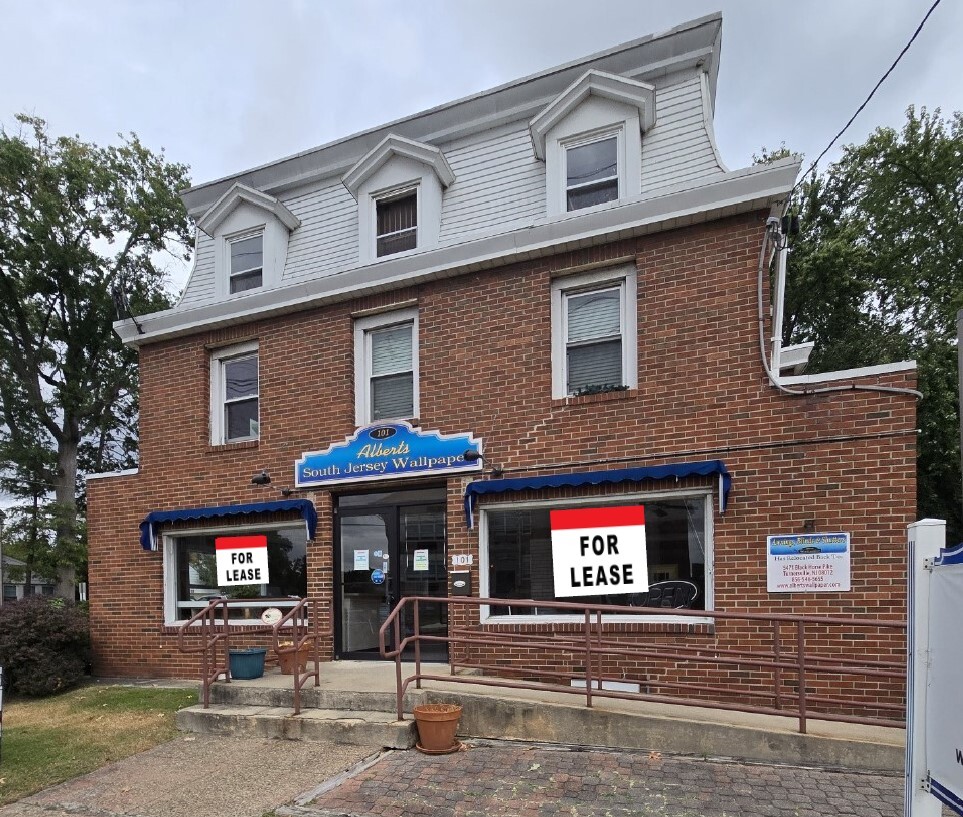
[462,449,504,478]
[251,469,272,486]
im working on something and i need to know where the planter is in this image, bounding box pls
[277,646,310,675]
[228,648,266,680]
[413,703,462,753]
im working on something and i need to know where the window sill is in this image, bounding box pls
[552,389,636,408]
[207,439,260,453]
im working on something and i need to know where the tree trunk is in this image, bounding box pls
[54,434,79,555]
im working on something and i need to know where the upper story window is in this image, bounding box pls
[229,233,263,293]
[211,342,259,445]
[565,134,619,211]
[354,308,419,425]
[376,189,418,257]
[529,70,655,218]
[551,266,637,399]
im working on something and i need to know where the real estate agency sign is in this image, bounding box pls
[215,535,269,586]
[551,506,648,597]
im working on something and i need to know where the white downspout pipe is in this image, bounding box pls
[770,235,788,378]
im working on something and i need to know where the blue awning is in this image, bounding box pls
[463,460,731,528]
[139,499,317,551]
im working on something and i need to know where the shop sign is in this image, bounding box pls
[766,533,850,592]
[550,506,648,598]
[295,422,482,487]
[215,535,269,586]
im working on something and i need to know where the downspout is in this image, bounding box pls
[770,231,788,376]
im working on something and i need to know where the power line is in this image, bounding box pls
[790,0,942,198]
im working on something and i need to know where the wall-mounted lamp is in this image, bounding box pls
[251,469,272,487]
[463,449,504,478]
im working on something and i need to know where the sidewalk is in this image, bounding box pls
[0,734,910,817]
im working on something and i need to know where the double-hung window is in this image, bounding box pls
[565,134,619,212]
[376,189,417,257]
[229,233,263,294]
[551,267,637,398]
[354,308,419,424]
[211,342,259,444]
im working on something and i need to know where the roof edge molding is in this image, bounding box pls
[530,70,657,160]
[342,134,456,200]
[196,183,301,237]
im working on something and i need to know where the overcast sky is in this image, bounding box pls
[2,0,960,291]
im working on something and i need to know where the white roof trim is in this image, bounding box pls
[530,70,656,160]
[116,158,801,347]
[85,467,140,481]
[780,360,917,385]
[196,183,301,237]
[342,134,456,200]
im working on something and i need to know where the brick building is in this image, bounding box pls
[87,13,916,710]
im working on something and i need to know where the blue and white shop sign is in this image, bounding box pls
[295,422,482,488]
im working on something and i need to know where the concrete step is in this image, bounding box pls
[176,704,417,749]
[208,682,407,713]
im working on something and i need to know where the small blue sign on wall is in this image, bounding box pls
[295,422,483,488]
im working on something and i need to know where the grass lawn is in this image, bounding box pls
[0,684,198,805]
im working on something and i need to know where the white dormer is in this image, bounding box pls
[343,134,455,265]
[197,183,300,299]
[530,70,656,217]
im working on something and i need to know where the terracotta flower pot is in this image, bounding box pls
[413,703,462,753]
[277,647,309,675]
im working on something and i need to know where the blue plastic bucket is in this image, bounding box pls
[228,648,266,680]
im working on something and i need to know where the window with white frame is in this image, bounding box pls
[228,232,264,294]
[551,266,637,398]
[482,494,710,619]
[375,189,418,257]
[565,133,619,211]
[210,342,259,444]
[164,524,307,622]
[354,308,419,425]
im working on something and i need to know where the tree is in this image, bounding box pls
[782,107,963,540]
[0,115,192,572]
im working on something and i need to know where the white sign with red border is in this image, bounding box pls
[550,506,648,598]
[216,535,269,586]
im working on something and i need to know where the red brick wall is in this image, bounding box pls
[87,210,916,719]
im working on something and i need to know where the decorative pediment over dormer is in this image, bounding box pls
[342,134,455,201]
[197,183,300,238]
[529,70,656,161]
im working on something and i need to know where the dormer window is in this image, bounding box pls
[565,134,619,211]
[229,233,264,293]
[376,189,418,257]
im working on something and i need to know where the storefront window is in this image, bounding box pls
[168,525,307,621]
[484,496,708,616]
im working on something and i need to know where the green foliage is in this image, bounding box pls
[0,114,192,576]
[0,595,90,696]
[784,107,963,540]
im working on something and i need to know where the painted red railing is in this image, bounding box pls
[379,596,906,734]
[177,597,328,714]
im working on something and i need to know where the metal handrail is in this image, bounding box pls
[378,595,906,733]
[178,596,328,713]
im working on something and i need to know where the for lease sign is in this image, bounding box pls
[551,506,648,598]
[215,535,269,586]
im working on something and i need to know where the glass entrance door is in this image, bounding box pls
[336,488,447,660]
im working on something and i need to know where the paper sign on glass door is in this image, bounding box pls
[354,549,370,571]
[413,549,429,571]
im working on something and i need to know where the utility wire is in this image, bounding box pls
[790,0,942,198]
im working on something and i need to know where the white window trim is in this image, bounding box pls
[227,230,264,294]
[478,488,714,625]
[353,307,420,426]
[551,265,637,399]
[210,340,259,445]
[373,185,419,260]
[163,520,302,626]
[561,127,623,213]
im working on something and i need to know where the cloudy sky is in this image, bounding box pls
[2,0,959,290]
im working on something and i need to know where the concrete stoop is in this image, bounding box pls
[177,680,904,771]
